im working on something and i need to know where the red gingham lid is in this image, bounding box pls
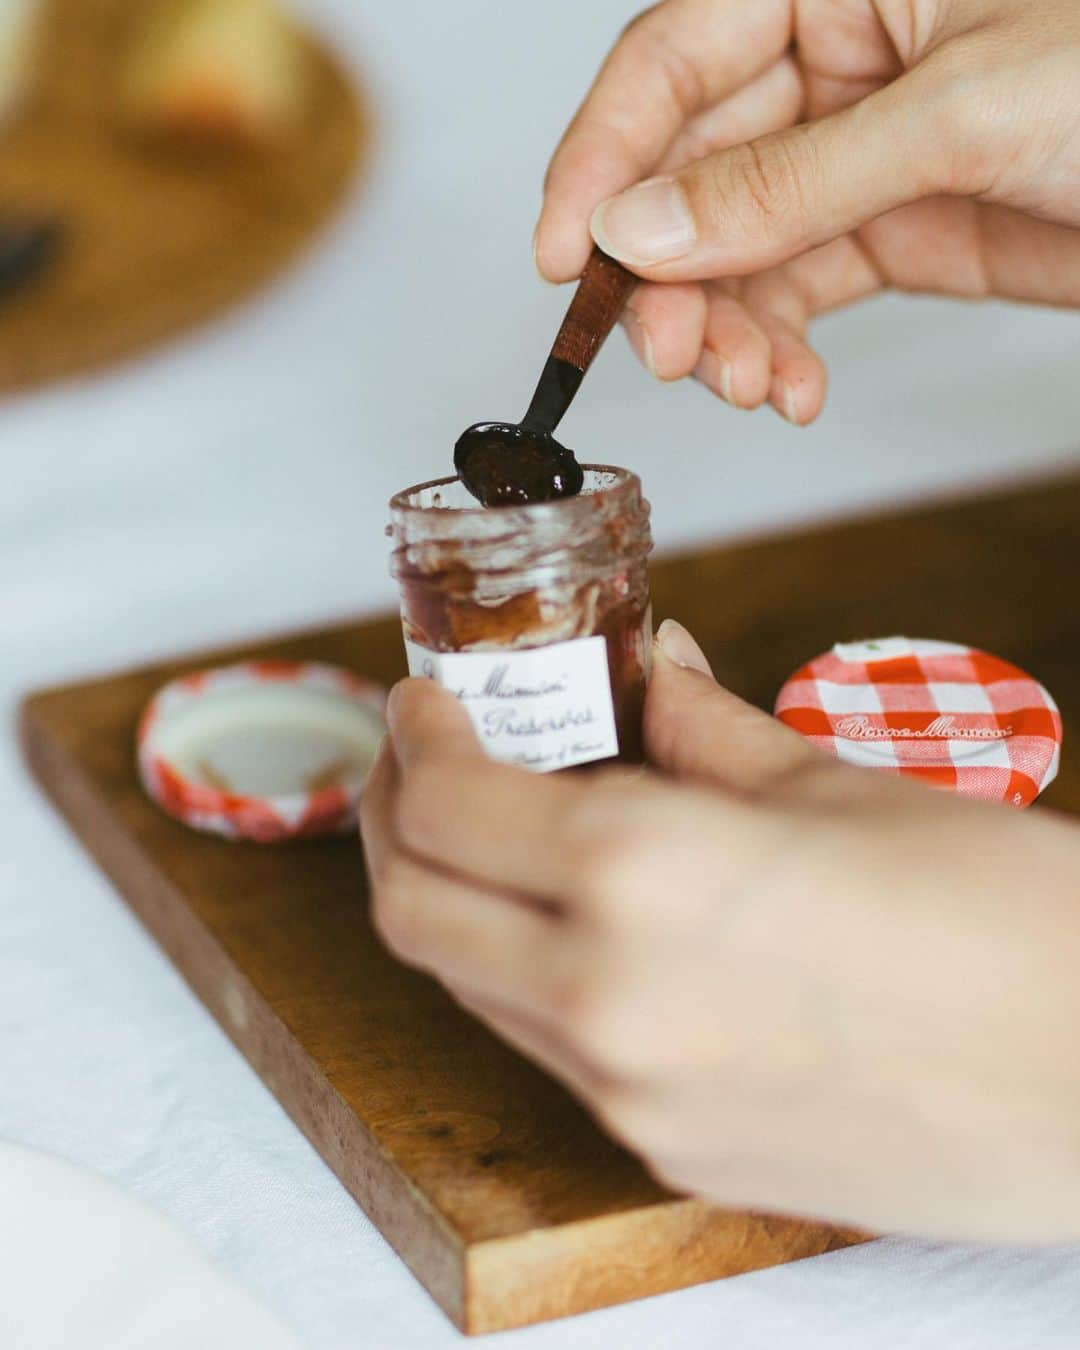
[775,637,1062,808]
[137,662,386,842]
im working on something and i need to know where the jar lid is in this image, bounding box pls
[774,637,1062,808]
[137,662,386,842]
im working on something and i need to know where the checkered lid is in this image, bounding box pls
[137,661,386,842]
[775,637,1062,808]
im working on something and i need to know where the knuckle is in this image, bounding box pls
[624,23,706,120]
[604,3,708,128]
[919,41,1022,196]
[703,131,817,247]
[619,3,663,41]
[562,795,618,890]
[564,978,640,1073]
[566,784,654,916]
[737,141,790,223]
[679,120,717,168]
[574,834,640,916]
[930,66,994,183]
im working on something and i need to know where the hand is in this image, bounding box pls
[534,0,1080,425]
[361,620,1080,1243]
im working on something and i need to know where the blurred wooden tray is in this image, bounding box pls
[20,470,1080,1332]
[0,0,367,394]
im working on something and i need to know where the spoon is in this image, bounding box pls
[455,247,635,507]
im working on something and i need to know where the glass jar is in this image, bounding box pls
[388,466,652,770]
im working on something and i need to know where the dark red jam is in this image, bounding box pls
[454,423,585,507]
[390,469,652,767]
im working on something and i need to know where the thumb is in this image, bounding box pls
[590,71,949,281]
[386,676,485,770]
[645,620,814,791]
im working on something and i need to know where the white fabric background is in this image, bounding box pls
[3,0,1080,1344]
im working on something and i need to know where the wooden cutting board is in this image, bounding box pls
[20,470,1080,1333]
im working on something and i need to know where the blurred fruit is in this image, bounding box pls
[119,0,310,149]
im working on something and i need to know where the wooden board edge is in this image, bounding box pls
[463,1197,870,1334]
[17,692,470,1331]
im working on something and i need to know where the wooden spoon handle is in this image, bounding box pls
[549,247,635,374]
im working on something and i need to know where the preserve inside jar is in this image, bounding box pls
[388,466,653,770]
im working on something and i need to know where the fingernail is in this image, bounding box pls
[532,227,558,286]
[773,378,798,425]
[385,680,408,732]
[655,619,714,676]
[622,308,658,378]
[718,357,734,406]
[591,177,696,267]
[693,351,735,406]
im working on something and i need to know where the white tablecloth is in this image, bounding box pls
[4,1,1080,1345]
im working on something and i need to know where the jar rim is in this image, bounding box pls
[388,464,651,594]
[389,464,641,524]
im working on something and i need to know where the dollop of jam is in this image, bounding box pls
[454,423,585,508]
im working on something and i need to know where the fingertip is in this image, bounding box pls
[693,349,774,411]
[626,282,707,382]
[621,308,660,379]
[386,677,479,768]
[385,676,434,731]
[698,293,774,409]
[654,618,714,676]
[534,205,595,285]
[793,389,826,426]
[589,176,698,277]
[590,196,649,277]
[588,197,613,256]
[769,369,827,427]
[770,377,798,425]
[531,227,561,287]
[738,362,773,411]
[762,324,827,425]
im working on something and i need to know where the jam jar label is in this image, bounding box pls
[403,635,620,771]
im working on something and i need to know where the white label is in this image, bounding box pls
[404,635,619,772]
[833,637,914,665]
